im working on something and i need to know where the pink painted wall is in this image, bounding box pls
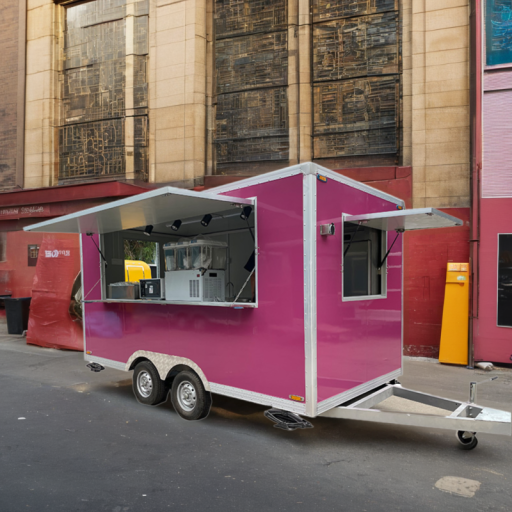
[83,174,307,402]
[316,179,402,403]
[474,198,512,364]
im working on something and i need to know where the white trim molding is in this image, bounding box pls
[209,382,307,415]
[317,368,402,415]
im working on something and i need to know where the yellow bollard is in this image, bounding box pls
[439,263,469,365]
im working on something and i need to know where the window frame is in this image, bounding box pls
[28,244,40,266]
[497,232,512,328]
[484,0,512,69]
[0,232,6,263]
[341,213,388,302]
[97,202,259,308]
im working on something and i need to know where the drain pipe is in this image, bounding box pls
[468,0,483,369]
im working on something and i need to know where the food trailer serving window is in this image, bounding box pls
[23,187,257,308]
[343,208,463,301]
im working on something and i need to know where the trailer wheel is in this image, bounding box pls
[133,361,168,406]
[456,431,478,450]
[171,370,211,421]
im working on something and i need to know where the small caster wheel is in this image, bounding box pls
[456,430,478,450]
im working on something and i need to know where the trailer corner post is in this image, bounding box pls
[303,171,318,417]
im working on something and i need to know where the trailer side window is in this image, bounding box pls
[343,222,386,300]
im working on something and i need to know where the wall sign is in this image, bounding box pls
[0,205,50,220]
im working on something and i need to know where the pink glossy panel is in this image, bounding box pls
[474,198,512,363]
[316,179,402,403]
[83,174,306,401]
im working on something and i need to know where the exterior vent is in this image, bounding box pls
[189,280,200,298]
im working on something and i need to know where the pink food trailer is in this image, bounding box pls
[25,163,511,449]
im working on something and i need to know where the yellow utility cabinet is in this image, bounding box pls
[439,263,469,365]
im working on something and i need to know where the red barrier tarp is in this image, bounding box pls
[27,235,83,351]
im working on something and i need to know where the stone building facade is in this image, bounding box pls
[0,0,473,357]
[0,0,24,189]
[0,0,470,200]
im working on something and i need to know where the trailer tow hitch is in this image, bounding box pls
[264,409,314,431]
[86,362,105,372]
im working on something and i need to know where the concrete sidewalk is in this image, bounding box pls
[1,322,511,511]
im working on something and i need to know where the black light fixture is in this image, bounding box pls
[201,214,213,227]
[240,206,252,221]
[144,225,153,236]
[170,220,182,231]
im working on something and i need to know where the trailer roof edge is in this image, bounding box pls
[208,162,406,207]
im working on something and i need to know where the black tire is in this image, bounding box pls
[456,431,478,450]
[171,370,212,421]
[133,361,168,406]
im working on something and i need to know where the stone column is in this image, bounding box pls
[411,0,470,208]
[297,0,312,162]
[149,0,206,186]
[24,0,61,189]
[287,0,299,165]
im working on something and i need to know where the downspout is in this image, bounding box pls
[468,0,483,369]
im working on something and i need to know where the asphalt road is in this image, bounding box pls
[1,330,511,512]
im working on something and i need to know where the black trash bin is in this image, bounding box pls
[5,297,32,335]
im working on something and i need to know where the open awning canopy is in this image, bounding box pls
[23,186,253,235]
[345,208,463,232]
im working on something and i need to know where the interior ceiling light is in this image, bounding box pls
[201,214,213,227]
[170,220,182,231]
[240,206,252,221]
[144,225,153,236]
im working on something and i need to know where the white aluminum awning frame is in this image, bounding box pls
[345,207,463,232]
[23,186,253,235]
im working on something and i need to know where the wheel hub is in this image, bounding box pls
[177,381,197,411]
[137,371,153,398]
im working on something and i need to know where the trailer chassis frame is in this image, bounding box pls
[319,382,511,438]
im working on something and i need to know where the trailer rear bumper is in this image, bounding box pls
[319,383,511,436]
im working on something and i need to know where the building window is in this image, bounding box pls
[312,1,400,159]
[28,245,39,267]
[59,0,149,183]
[486,1,512,66]
[0,233,6,262]
[213,0,289,170]
[498,234,512,327]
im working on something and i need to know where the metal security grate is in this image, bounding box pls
[311,0,397,22]
[312,13,399,83]
[59,0,149,183]
[214,0,289,168]
[215,0,287,38]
